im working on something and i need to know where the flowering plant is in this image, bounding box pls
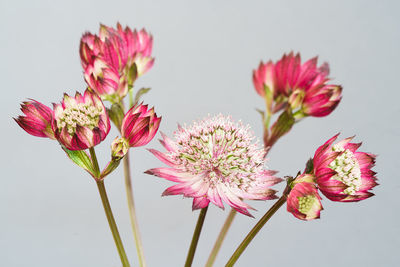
[14,23,377,267]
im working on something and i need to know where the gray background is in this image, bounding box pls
[1,0,399,266]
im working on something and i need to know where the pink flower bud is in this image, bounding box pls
[121,103,161,147]
[287,179,323,221]
[313,134,378,202]
[111,137,129,159]
[15,100,55,139]
[52,89,110,150]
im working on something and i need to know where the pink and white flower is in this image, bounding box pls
[145,115,282,216]
[80,23,154,102]
[253,52,342,117]
[15,100,55,139]
[121,103,161,147]
[52,89,111,151]
[83,58,123,102]
[287,178,323,221]
[313,134,377,202]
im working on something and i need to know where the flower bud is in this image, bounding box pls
[15,100,55,139]
[121,103,161,147]
[111,137,129,159]
[287,179,323,221]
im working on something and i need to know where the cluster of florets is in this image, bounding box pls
[146,115,282,216]
[287,134,377,221]
[56,103,103,135]
[329,144,362,195]
[172,116,267,190]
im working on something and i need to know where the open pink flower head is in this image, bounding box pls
[313,134,377,202]
[121,103,161,147]
[145,115,282,217]
[52,89,110,151]
[253,52,342,116]
[80,23,154,102]
[15,100,55,139]
[287,178,323,221]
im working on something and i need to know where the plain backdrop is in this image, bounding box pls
[1,0,399,266]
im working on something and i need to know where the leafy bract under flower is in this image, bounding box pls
[146,114,282,216]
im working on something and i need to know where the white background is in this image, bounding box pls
[1,0,399,266]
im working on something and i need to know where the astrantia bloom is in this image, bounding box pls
[52,89,110,150]
[98,23,154,77]
[145,115,282,216]
[253,52,342,117]
[121,103,161,147]
[313,134,377,202]
[83,58,123,102]
[15,100,55,139]
[80,23,154,101]
[287,179,323,221]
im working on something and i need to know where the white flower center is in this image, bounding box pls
[57,103,103,135]
[329,144,362,195]
[172,116,265,189]
[298,195,317,214]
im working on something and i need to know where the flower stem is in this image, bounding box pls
[205,209,237,267]
[123,151,147,267]
[185,206,209,267]
[225,189,289,267]
[89,147,100,177]
[96,180,131,267]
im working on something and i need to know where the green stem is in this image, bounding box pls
[96,180,131,267]
[89,147,100,177]
[225,191,289,267]
[264,109,272,130]
[123,151,147,267]
[205,208,237,267]
[185,206,209,267]
[129,88,134,109]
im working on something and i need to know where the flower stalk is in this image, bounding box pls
[96,180,131,267]
[123,151,147,267]
[205,208,237,267]
[226,186,290,267]
[90,147,130,267]
[185,206,209,267]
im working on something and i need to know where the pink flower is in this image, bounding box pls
[301,84,342,117]
[253,52,342,117]
[52,89,111,150]
[145,115,282,217]
[15,100,55,139]
[98,23,154,77]
[121,103,161,147]
[313,134,377,202]
[83,58,124,102]
[287,178,323,221]
[80,23,154,102]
